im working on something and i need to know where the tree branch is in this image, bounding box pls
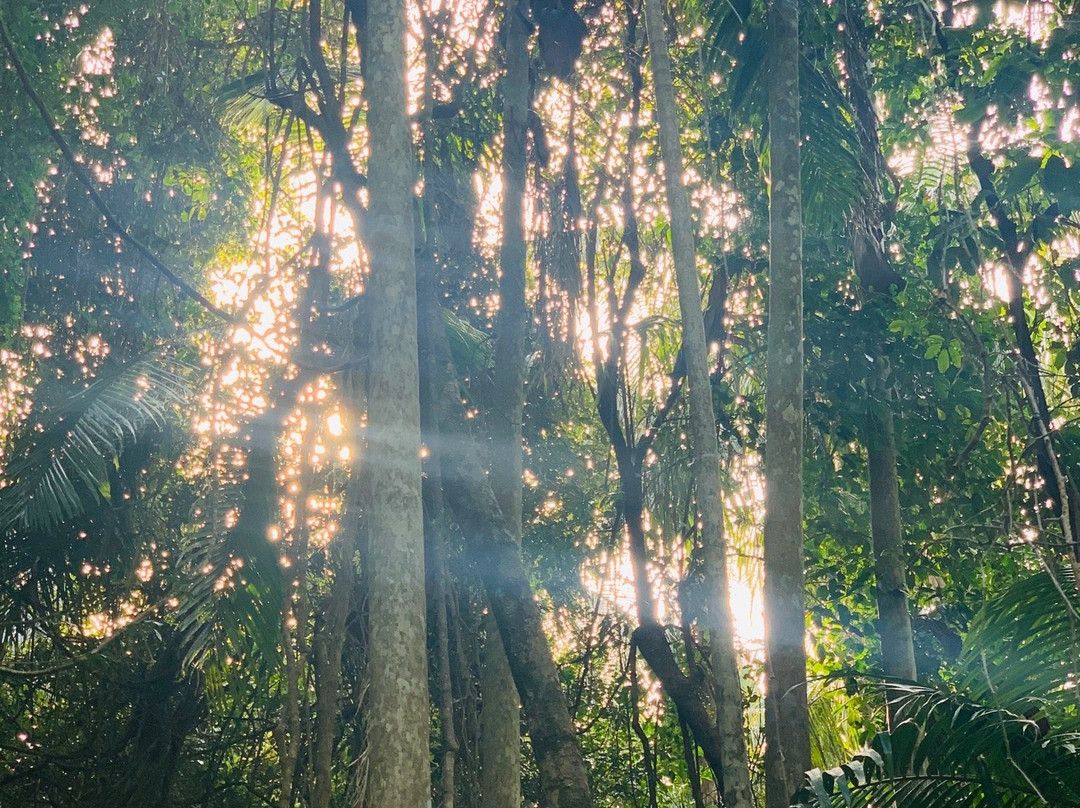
[0,15,230,320]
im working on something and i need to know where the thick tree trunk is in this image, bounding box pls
[641,1,753,805]
[480,4,530,805]
[763,2,811,806]
[839,0,918,710]
[417,267,593,808]
[362,3,431,808]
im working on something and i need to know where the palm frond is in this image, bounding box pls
[218,69,365,131]
[796,711,1080,808]
[793,567,1080,808]
[953,565,1080,716]
[173,466,286,673]
[0,354,200,533]
[172,400,290,671]
[443,308,494,371]
[701,1,863,227]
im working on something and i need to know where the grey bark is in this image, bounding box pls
[839,0,918,711]
[480,4,530,806]
[363,3,431,808]
[641,1,753,805]
[763,1,811,806]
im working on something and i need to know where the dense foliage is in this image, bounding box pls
[1,1,1079,807]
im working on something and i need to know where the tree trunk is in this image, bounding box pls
[933,0,1080,564]
[419,311,460,808]
[121,634,205,808]
[581,7,734,786]
[311,366,363,808]
[641,1,753,805]
[866,401,917,691]
[311,441,359,808]
[480,3,530,805]
[363,3,431,808]
[839,0,918,712]
[417,266,593,808]
[763,1,811,806]
[965,146,1080,559]
[278,238,331,808]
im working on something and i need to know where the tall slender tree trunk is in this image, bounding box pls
[418,258,460,808]
[866,400,917,687]
[839,0,918,715]
[641,1,753,805]
[763,1,811,805]
[311,363,362,808]
[965,146,1080,559]
[429,510,459,808]
[581,4,732,787]
[311,440,359,808]
[278,232,332,808]
[363,3,430,808]
[481,4,529,805]
[416,268,593,808]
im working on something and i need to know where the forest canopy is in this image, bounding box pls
[1,1,1079,808]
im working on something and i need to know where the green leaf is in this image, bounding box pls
[924,335,944,359]
[1001,155,1042,197]
[937,351,951,374]
[1042,155,1070,194]
[1041,155,1080,212]
[801,569,1080,808]
[954,101,988,124]
[807,768,832,807]
[948,340,963,369]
